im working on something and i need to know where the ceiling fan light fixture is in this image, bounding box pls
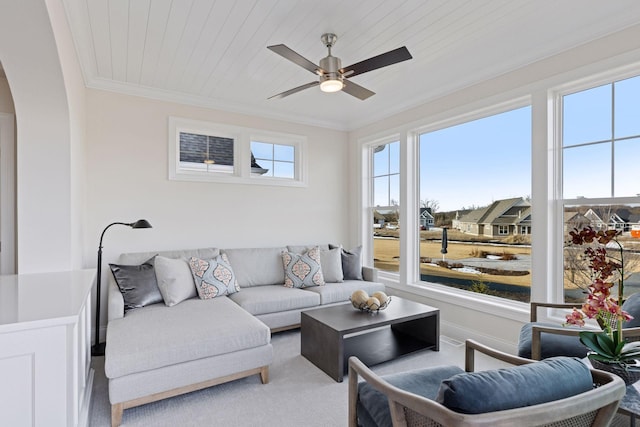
[320,78,343,93]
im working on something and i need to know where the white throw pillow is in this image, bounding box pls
[154,256,197,306]
[320,247,343,283]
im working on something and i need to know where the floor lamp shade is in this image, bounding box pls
[92,219,152,356]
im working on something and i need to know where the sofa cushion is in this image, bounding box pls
[330,245,364,280]
[358,365,464,427]
[109,256,163,312]
[436,357,593,414]
[303,280,385,305]
[188,254,240,299]
[518,322,587,359]
[105,296,270,378]
[320,248,343,283]
[282,246,325,288]
[287,244,330,253]
[154,256,196,306]
[228,285,320,316]
[118,248,219,266]
[223,247,286,287]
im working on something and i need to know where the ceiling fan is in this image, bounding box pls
[267,33,412,101]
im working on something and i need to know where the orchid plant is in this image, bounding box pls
[565,226,640,365]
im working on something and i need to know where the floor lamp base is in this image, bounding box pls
[92,342,106,357]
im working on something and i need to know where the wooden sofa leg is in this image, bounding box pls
[111,403,123,427]
[260,366,269,384]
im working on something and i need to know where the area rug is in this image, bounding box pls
[89,330,466,427]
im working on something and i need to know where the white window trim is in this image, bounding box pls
[168,117,308,187]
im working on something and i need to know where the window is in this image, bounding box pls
[371,141,400,272]
[560,74,640,302]
[251,141,295,179]
[179,132,234,174]
[418,106,532,302]
[169,117,307,186]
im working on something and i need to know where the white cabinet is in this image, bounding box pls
[0,270,95,427]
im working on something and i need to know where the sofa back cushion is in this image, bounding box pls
[436,356,593,414]
[223,247,287,287]
[118,248,220,266]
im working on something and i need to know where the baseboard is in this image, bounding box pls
[440,319,518,355]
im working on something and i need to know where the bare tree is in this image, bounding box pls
[421,199,439,212]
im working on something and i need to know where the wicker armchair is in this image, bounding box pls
[519,299,640,360]
[348,339,626,427]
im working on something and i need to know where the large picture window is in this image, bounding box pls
[418,106,532,302]
[561,74,640,303]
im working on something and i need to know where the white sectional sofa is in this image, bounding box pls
[105,244,384,426]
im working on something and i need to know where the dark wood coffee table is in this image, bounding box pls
[300,296,439,382]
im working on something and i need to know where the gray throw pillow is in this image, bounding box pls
[154,256,197,306]
[109,256,162,312]
[341,246,363,280]
[320,248,344,283]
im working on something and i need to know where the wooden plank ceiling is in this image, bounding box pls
[62,0,640,130]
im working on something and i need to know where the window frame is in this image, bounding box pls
[168,117,308,187]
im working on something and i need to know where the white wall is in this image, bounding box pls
[85,89,350,335]
[0,0,74,273]
[45,0,88,271]
[349,24,640,353]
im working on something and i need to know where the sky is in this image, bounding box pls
[381,74,640,213]
[419,106,531,212]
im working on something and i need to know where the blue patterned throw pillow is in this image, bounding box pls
[188,254,240,299]
[282,246,325,288]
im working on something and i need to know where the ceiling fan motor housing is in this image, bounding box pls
[319,55,343,85]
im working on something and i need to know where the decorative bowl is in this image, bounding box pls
[350,296,392,314]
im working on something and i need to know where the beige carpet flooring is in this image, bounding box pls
[88,331,503,427]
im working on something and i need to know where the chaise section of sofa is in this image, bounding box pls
[105,248,273,427]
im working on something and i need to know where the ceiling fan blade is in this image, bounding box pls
[342,80,375,100]
[268,81,320,99]
[267,44,322,75]
[341,46,412,78]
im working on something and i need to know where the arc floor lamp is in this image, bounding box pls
[92,219,152,356]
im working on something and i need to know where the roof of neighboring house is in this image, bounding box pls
[457,197,530,226]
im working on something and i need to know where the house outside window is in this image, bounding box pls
[179,132,234,174]
[498,225,509,235]
[560,74,640,303]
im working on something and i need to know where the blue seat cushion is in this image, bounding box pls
[436,357,593,414]
[518,322,588,359]
[357,365,464,427]
[622,292,640,328]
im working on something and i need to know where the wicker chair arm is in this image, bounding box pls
[530,302,580,322]
[464,339,532,371]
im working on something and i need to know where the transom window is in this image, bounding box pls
[251,141,295,179]
[169,117,307,187]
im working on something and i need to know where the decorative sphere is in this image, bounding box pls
[351,290,369,306]
[372,291,388,305]
[366,296,381,311]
